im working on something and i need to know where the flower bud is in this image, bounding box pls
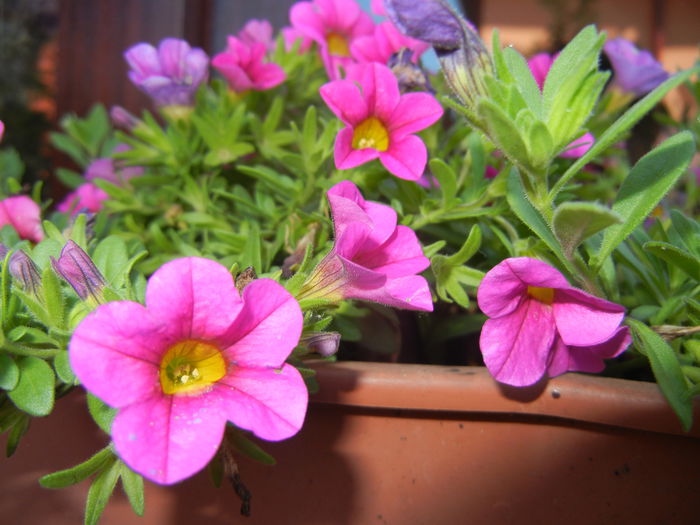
[51,240,106,304]
[300,332,341,357]
[110,105,141,130]
[9,250,42,297]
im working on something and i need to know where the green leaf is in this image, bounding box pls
[593,131,695,270]
[229,429,276,465]
[0,354,19,390]
[553,202,622,258]
[119,462,145,517]
[5,413,29,457]
[87,393,117,434]
[92,236,129,289]
[504,46,542,118]
[429,158,457,205]
[7,356,55,416]
[643,241,700,281]
[240,222,262,273]
[627,318,693,431]
[42,265,66,330]
[53,351,76,384]
[477,99,529,170]
[447,224,482,265]
[84,456,121,525]
[525,119,554,169]
[39,445,115,488]
[55,168,85,189]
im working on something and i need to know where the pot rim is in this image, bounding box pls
[308,361,700,437]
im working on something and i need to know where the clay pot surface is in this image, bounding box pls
[2,362,699,524]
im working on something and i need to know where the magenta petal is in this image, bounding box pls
[252,62,286,89]
[477,257,570,318]
[289,1,327,43]
[379,134,427,181]
[480,298,556,386]
[215,364,308,441]
[0,195,44,242]
[547,326,631,377]
[388,92,443,140]
[69,302,164,408]
[223,279,303,367]
[349,63,400,122]
[527,52,554,91]
[553,288,625,346]
[146,257,242,342]
[320,80,368,125]
[353,225,430,277]
[334,128,381,169]
[112,394,226,485]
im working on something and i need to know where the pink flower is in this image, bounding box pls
[69,257,307,484]
[350,20,429,65]
[320,62,443,180]
[0,195,43,243]
[57,183,109,216]
[527,52,594,159]
[299,181,432,311]
[371,0,387,16]
[85,145,143,186]
[212,36,286,92]
[290,0,375,78]
[0,120,4,141]
[238,19,275,52]
[281,26,314,53]
[477,257,631,387]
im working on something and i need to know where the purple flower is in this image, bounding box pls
[604,37,669,97]
[320,62,443,180]
[85,145,143,186]
[69,257,307,484]
[212,36,286,93]
[299,181,432,311]
[125,38,209,107]
[51,240,107,304]
[477,257,631,386]
[0,195,44,243]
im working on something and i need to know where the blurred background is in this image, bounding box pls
[1,0,698,187]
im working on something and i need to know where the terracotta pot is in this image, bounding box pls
[2,362,699,524]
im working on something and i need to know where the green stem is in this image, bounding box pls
[4,342,61,358]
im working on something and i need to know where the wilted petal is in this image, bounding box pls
[384,0,463,49]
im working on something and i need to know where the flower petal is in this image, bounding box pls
[112,394,226,485]
[477,257,569,318]
[388,92,443,140]
[553,288,625,346]
[320,80,368,125]
[334,127,381,169]
[158,38,190,79]
[353,225,430,277]
[480,298,556,386]
[145,257,242,342]
[223,279,303,367]
[346,62,400,123]
[379,133,427,180]
[547,326,631,377]
[69,302,165,408]
[124,43,161,79]
[0,195,44,242]
[215,364,308,440]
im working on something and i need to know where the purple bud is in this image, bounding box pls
[604,37,669,97]
[110,105,141,130]
[300,332,341,357]
[384,0,463,50]
[9,250,42,297]
[51,240,106,302]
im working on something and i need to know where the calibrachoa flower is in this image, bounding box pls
[477,257,631,387]
[604,37,669,97]
[57,183,109,216]
[238,19,275,52]
[299,181,432,311]
[350,20,429,66]
[69,257,307,484]
[320,62,443,180]
[212,36,286,93]
[85,144,144,186]
[0,195,44,243]
[290,0,374,78]
[125,38,209,107]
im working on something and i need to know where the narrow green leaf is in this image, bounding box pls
[526,119,554,169]
[429,158,457,205]
[119,462,145,517]
[627,318,693,431]
[594,131,695,270]
[54,351,76,384]
[84,456,121,525]
[446,224,481,265]
[7,356,55,416]
[87,393,117,435]
[553,202,622,258]
[0,354,19,390]
[477,99,529,169]
[39,446,115,488]
[42,266,66,330]
[230,430,277,466]
[504,46,542,117]
[6,413,29,456]
[643,241,700,281]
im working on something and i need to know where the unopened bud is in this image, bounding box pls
[51,240,106,303]
[9,250,42,297]
[300,331,341,357]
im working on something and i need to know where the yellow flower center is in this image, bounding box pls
[352,116,389,151]
[159,340,227,395]
[326,32,350,56]
[527,286,554,305]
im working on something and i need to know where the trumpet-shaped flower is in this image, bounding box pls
[125,38,209,107]
[604,37,669,97]
[350,21,429,66]
[290,0,374,78]
[212,36,286,93]
[0,195,44,243]
[300,181,432,311]
[477,257,631,386]
[320,62,443,180]
[69,257,307,484]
